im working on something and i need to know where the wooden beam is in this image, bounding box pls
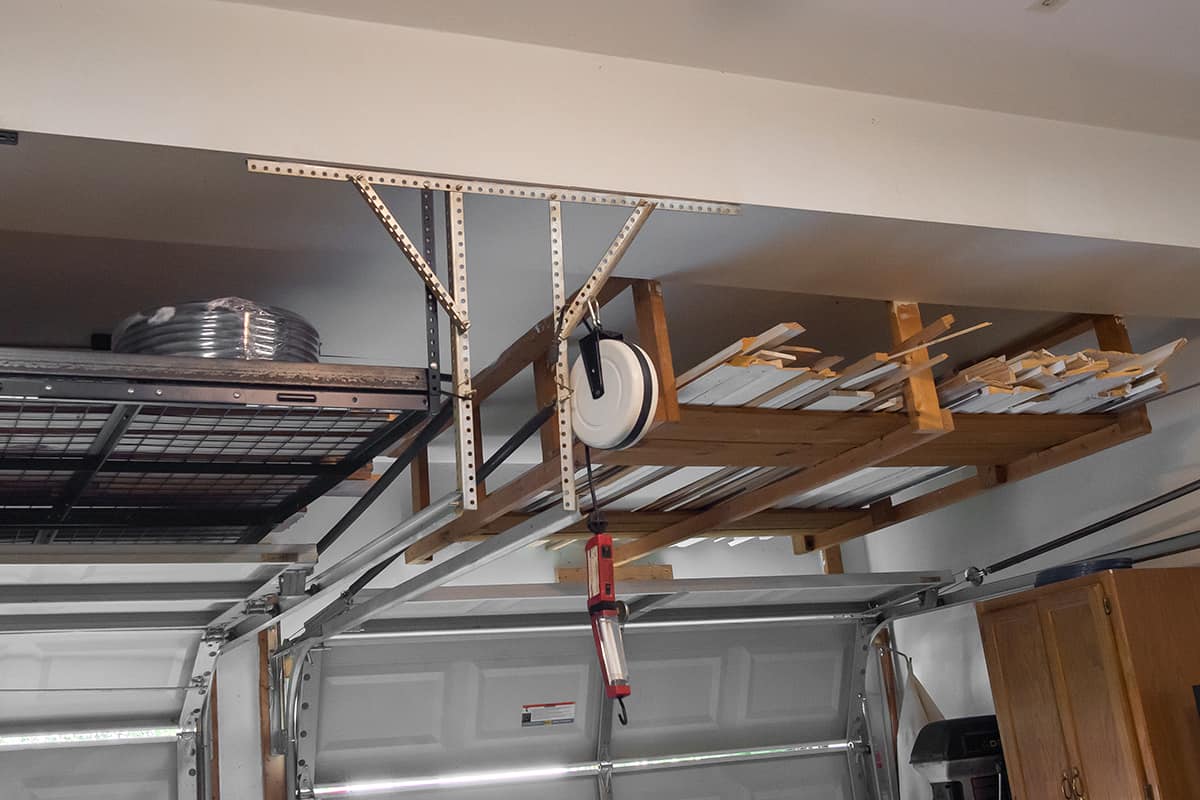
[258,627,284,800]
[410,448,431,512]
[209,675,221,800]
[889,301,948,434]
[820,545,844,574]
[632,280,680,424]
[894,313,954,352]
[809,407,1152,551]
[532,353,559,461]
[611,412,951,565]
[1092,314,1134,352]
[474,508,866,538]
[1004,408,1151,483]
[556,564,674,583]
[404,453,571,563]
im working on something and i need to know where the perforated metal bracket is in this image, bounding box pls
[294,649,324,797]
[347,175,469,332]
[548,201,577,511]
[177,731,199,800]
[248,159,741,215]
[556,201,656,342]
[446,190,478,511]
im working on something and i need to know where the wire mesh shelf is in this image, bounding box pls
[0,348,431,545]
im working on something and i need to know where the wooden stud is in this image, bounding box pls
[611,413,950,565]
[1093,315,1153,430]
[820,545,844,574]
[532,354,560,462]
[889,301,948,434]
[404,453,573,563]
[209,675,221,800]
[258,627,285,800]
[874,629,902,744]
[556,564,674,583]
[632,280,681,424]
[410,448,430,513]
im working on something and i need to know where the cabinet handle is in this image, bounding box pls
[1061,770,1073,799]
[1071,767,1087,799]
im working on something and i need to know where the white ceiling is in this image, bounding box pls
[232,0,1200,140]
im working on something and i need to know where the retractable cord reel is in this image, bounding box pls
[570,305,658,725]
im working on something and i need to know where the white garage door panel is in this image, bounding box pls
[0,742,175,800]
[612,756,850,800]
[316,634,599,783]
[614,624,851,757]
[315,622,854,799]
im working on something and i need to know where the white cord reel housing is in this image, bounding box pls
[570,325,659,451]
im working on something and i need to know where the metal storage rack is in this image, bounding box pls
[0,347,430,545]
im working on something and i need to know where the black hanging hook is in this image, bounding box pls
[616,696,629,726]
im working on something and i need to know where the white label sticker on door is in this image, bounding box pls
[521,701,576,727]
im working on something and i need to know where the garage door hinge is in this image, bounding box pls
[1103,596,1112,615]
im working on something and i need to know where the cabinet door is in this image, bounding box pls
[1038,584,1146,800]
[978,601,1073,800]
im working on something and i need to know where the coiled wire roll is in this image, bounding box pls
[112,298,321,362]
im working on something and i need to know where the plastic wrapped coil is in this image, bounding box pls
[112,298,322,362]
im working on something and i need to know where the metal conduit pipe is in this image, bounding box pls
[327,612,870,644]
[301,739,857,797]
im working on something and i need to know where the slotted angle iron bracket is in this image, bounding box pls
[248,158,739,514]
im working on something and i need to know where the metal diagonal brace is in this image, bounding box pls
[556,201,656,342]
[348,175,469,332]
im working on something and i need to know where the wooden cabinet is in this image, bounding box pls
[977,568,1200,800]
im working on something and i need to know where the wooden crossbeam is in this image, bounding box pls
[808,406,1153,551]
[403,455,568,563]
[611,412,952,566]
[470,508,865,539]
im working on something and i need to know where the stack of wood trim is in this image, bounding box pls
[938,339,1185,414]
[676,324,952,413]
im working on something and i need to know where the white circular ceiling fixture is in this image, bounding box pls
[570,338,659,450]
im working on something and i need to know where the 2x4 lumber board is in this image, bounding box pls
[637,405,908,445]
[820,545,845,574]
[889,301,948,434]
[259,627,285,800]
[404,451,574,563]
[532,354,559,461]
[474,508,865,538]
[1004,408,1151,483]
[410,448,431,512]
[894,314,955,352]
[611,412,952,566]
[811,469,999,551]
[594,439,849,467]
[812,411,1152,549]
[556,564,674,583]
[0,544,318,565]
[632,280,681,424]
[1092,314,1152,430]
